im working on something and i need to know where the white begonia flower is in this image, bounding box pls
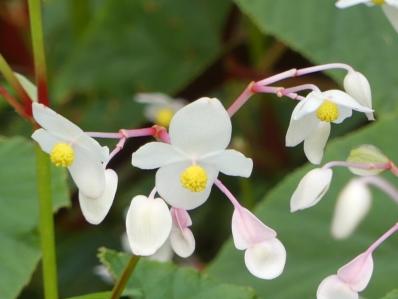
[343,71,374,120]
[286,90,373,164]
[31,103,117,224]
[336,0,398,33]
[331,180,372,239]
[125,195,172,256]
[131,97,253,210]
[290,168,333,212]
[231,207,286,279]
[135,93,186,127]
[317,252,374,299]
[170,208,195,258]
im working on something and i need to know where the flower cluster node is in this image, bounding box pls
[180,165,208,192]
[316,100,339,122]
[155,107,174,127]
[50,143,74,167]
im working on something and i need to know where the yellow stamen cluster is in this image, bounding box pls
[50,143,74,167]
[372,0,385,5]
[180,165,208,192]
[155,108,174,127]
[316,100,339,122]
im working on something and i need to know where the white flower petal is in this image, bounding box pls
[156,161,218,210]
[286,113,319,147]
[337,253,374,292]
[383,4,398,32]
[333,105,353,124]
[170,226,195,258]
[244,238,286,280]
[68,147,105,199]
[292,91,324,120]
[331,180,372,239]
[317,275,358,299]
[304,122,331,164]
[32,129,61,153]
[336,0,370,9]
[75,134,108,163]
[126,195,172,256]
[290,168,333,212]
[32,103,83,141]
[200,149,253,178]
[169,97,232,156]
[386,0,398,7]
[78,169,118,225]
[148,239,174,262]
[322,90,373,113]
[343,71,373,120]
[15,73,37,102]
[232,207,277,250]
[132,142,186,169]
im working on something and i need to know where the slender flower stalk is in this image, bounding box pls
[322,160,392,172]
[86,127,157,139]
[109,255,140,299]
[359,175,398,205]
[366,222,398,254]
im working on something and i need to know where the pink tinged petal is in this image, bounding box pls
[171,208,192,229]
[132,142,186,169]
[337,252,374,292]
[169,97,232,156]
[32,103,84,141]
[148,239,173,262]
[125,195,172,256]
[156,162,218,210]
[335,0,371,8]
[304,121,331,164]
[322,90,373,114]
[285,113,319,147]
[69,147,106,198]
[200,149,253,178]
[32,129,61,153]
[170,226,195,258]
[317,275,358,299]
[232,208,277,250]
[343,71,373,120]
[78,169,118,225]
[383,4,398,32]
[331,180,372,239]
[292,91,324,120]
[290,168,333,212]
[244,238,286,280]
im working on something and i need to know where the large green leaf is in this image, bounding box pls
[0,137,69,299]
[46,0,231,100]
[234,0,398,115]
[381,290,398,299]
[66,291,111,299]
[208,114,398,298]
[98,248,258,299]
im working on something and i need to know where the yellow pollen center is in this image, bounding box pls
[155,108,174,127]
[372,0,385,5]
[180,165,208,192]
[316,100,339,122]
[50,143,74,167]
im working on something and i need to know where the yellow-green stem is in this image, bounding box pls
[35,145,59,299]
[110,255,140,299]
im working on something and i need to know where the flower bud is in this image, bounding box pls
[347,144,389,176]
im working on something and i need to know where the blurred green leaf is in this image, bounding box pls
[66,291,111,299]
[234,0,398,115]
[381,290,398,299]
[99,247,258,299]
[46,0,231,100]
[0,137,69,299]
[208,114,398,298]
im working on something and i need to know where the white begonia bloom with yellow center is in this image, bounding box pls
[131,97,253,210]
[336,0,398,32]
[135,93,186,127]
[290,168,333,212]
[286,90,373,164]
[331,179,372,239]
[31,103,118,225]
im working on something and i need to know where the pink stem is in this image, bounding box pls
[227,82,255,117]
[280,84,320,94]
[148,187,157,200]
[366,222,398,254]
[322,161,391,171]
[252,85,305,101]
[359,176,398,205]
[86,127,156,139]
[214,179,242,210]
[105,138,126,166]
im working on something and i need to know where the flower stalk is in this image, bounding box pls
[109,255,140,299]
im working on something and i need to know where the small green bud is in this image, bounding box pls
[347,144,389,176]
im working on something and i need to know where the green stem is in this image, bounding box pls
[110,255,140,299]
[28,0,49,105]
[35,145,59,299]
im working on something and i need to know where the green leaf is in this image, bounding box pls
[381,289,398,299]
[66,291,111,299]
[208,115,398,298]
[46,0,231,100]
[0,136,69,299]
[234,0,398,115]
[98,247,258,299]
